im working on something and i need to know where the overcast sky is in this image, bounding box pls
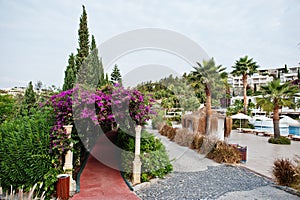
[0,0,299,89]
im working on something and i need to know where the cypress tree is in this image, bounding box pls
[104,73,110,85]
[110,64,122,84]
[284,64,288,73]
[90,35,96,51]
[91,35,104,87]
[21,81,37,114]
[63,53,76,91]
[76,5,90,73]
[80,35,104,88]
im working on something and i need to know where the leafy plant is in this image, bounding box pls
[0,106,56,198]
[0,94,16,124]
[118,129,172,183]
[151,108,166,130]
[268,136,291,145]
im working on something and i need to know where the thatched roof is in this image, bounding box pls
[182,107,224,120]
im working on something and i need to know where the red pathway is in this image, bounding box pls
[71,133,140,200]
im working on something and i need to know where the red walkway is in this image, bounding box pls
[71,133,140,200]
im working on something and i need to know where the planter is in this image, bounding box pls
[230,144,247,163]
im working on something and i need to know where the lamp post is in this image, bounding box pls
[132,125,142,185]
[63,125,76,195]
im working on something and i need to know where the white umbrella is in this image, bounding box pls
[231,113,252,130]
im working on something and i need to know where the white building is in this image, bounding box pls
[228,65,300,96]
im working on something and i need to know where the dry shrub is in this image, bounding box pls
[206,141,241,164]
[293,156,300,191]
[159,125,176,140]
[173,128,195,147]
[190,134,204,150]
[273,158,296,186]
[159,124,168,136]
[200,136,220,154]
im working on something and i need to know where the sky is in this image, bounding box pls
[0,0,299,89]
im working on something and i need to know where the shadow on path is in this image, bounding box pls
[71,132,139,200]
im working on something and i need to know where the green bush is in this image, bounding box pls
[167,115,181,122]
[268,136,291,145]
[232,120,254,130]
[151,109,164,129]
[0,107,59,198]
[118,129,173,182]
[151,108,172,130]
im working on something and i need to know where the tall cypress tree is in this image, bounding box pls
[76,5,90,73]
[110,64,122,84]
[80,35,105,88]
[21,81,37,114]
[63,53,76,91]
[90,35,104,87]
[90,35,96,51]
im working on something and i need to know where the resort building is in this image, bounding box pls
[228,65,300,96]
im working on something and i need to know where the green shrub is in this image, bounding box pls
[0,107,59,198]
[232,119,254,129]
[167,115,181,122]
[151,109,165,129]
[118,129,173,182]
[268,136,291,145]
[166,119,172,127]
[206,141,241,164]
[273,158,296,186]
[151,108,172,130]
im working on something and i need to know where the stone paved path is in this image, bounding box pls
[135,129,300,199]
[228,130,300,178]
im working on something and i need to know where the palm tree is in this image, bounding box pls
[256,79,299,139]
[231,56,259,115]
[190,58,225,135]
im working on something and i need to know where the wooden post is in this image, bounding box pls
[132,125,142,185]
[63,125,76,195]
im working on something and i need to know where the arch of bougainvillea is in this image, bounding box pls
[47,84,155,157]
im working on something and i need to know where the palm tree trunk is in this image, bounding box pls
[205,86,212,136]
[273,106,280,139]
[243,74,248,115]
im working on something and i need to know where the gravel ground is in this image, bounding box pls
[135,129,300,200]
[135,165,299,200]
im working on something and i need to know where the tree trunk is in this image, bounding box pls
[242,74,248,127]
[243,74,248,115]
[205,86,212,136]
[273,105,280,139]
